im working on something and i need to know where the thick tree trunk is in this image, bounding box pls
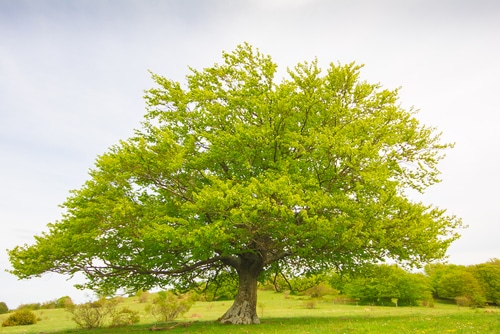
[219,254,263,324]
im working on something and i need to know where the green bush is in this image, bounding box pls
[110,307,140,327]
[302,282,338,298]
[41,296,72,309]
[0,302,8,314]
[67,298,142,329]
[344,264,432,306]
[147,291,194,322]
[16,303,41,310]
[67,298,118,329]
[455,296,472,307]
[40,300,57,309]
[136,290,150,303]
[56,296,74,308]
[303,300,317,309]
[2,309,37,327]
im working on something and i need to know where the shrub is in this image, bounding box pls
[303,282,338,299]
[2,309,37,327]
[421,298,435,308]
[16,303,41,310]
[456,296,471,307]
[147,291,194,322]
[40,296,73,309]
[67,298,118,329]
[137,290,150,303]
[40,300,56,309]
[455,294,486,308]
[56,296,74,308]
[303,300,317,309]
[110,307,140,327]
[0,302,8,314]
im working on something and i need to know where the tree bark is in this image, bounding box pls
[218,254,263,324]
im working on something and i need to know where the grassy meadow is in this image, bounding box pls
[0,290,498,333]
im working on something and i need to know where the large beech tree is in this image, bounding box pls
[8,44,462,324]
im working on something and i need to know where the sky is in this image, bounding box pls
[1,0,499,309]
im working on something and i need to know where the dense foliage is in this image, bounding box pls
[1,309,37,327]
[8,43,462,324]
[0,302,8,314]
[426,259,500,307]
[343,264,432,306]
[266,260,500,308]
[15,296,73,311]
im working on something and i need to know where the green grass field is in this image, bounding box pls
[1,291,498,333]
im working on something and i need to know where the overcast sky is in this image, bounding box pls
[1,0,499,309]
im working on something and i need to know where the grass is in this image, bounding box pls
[0,291,498,333]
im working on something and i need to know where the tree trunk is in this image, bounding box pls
[219,254,263,324]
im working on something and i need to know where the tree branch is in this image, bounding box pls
[82,256,236,278]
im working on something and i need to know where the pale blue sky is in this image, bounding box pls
[1,0,499,309]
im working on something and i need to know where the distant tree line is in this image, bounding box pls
[425,259,500,307]
[260,259,500,308]
[0,296,73,314]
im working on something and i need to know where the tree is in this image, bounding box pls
[55,296,74,308]
[426,264,486,306]
[8,43,462,324]
[344,264,432,306]
[474,259,500,305]
[0,302,8,314]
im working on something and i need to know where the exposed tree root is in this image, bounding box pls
[149,321,196,331]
